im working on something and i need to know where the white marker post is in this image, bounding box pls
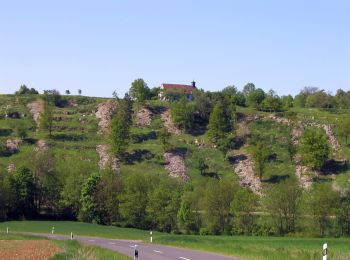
[323,243,327,260]
[51,226,55,234]
[150,231,153,243]
[6,227,9,234]
[70,232,74,240]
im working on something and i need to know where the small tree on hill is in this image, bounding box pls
[78,89,82,95]
[251,142,269,181]
[171,98,194,131]
[65,90,70,95]
[197,157,209,176]
[40,102,54,138]
[299,128,330,170]
[129,78,150,111]
[110,96,132,155]
[207,103,229,143]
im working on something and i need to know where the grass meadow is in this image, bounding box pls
[1,221,349,259]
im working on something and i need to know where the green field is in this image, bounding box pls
[1,221,349,260]
[0,232,130,259]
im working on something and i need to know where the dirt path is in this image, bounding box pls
[0,240,61,260]
[161,108,182,135]
[231,153,262,195]
[164,151,188,181]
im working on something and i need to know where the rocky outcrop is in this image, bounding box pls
[95,101,117,133]
[6,138,21,153]
[7,163,16,173]
[35,140,48,152]
[161,108,182,135]
[27,100,44,126]
[164,151,188,181]
[96,144,120,173]
[231,154,262,195]
[136,108,153,127]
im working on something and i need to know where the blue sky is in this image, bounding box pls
[1,0,349,97]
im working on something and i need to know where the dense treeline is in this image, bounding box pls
[2,165,350,237]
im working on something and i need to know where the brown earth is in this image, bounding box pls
[0,240,61,260]
[95,101,117,133]
[27,100,44,126]
[161,108,182,135]
[164,151,188,181]
[35,140,48,152]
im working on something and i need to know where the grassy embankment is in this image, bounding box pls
[1,221,349,260]
[0,233,130,259]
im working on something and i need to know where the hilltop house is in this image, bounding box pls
[159,81,197,101]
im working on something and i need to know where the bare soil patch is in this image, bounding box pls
[0,240,61,260]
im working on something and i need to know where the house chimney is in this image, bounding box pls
[191,81,196,88]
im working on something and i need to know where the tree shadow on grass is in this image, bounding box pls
[320,159,349,175]
[0,129,12,136]
[51,133,86,141]
[263,174,289,184]
[131,131,157,143]
[120,149,154,164]
[201,171,221,179]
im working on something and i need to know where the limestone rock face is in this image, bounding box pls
[136,108,153,127]
[27,100,44,126]
[6,138,21,153]
[164,151,188,181]
[96,144,120,173]
[231,154,262,195]
[161,108,182,135]
[95,101,117,133]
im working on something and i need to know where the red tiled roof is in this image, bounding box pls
[161,84,195,93]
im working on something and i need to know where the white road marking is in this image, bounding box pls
[153,250,163,254]
[179,257,191,260]
[108,242,116,245]
[129,245,138,248]
[88,239,95,242]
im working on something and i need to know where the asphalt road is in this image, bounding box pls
[27,233,239,260]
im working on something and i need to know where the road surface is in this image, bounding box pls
[27,233,239,260]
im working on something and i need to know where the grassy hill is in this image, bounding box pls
[2,93,350,238]
[2,92,350,198]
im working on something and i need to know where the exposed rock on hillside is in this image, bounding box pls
[27,100,44,126]
[231,154,262,195]
[7,163,16,173]
[35,140,48,152]
[95,101,117,133]
[6,138,21,153]
[161,108,182,135]
[295,161,316,188]
[136,108,153,127]
[96,144,120,173]
[164,150,188,181]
